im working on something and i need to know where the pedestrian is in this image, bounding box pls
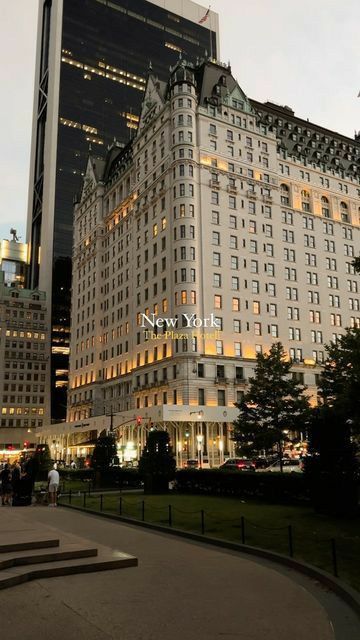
[11,460,21,505]
[47,464,60,507]
[0,463,13,506]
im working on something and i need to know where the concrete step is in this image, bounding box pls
[0,545,98,570]
[0,549,138,590]
[0,538,59,554]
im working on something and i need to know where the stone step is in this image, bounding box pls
[0,545,98,570]
[0,538,59,554]
[0,550,138,590]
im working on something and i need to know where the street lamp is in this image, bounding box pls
[197,434,204,469]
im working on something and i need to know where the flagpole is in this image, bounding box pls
[209,6,213,60]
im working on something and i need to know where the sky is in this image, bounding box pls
[0,0,359,243]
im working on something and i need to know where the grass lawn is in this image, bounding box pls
[59,491,360,591]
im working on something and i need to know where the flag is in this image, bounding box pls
[199,7,210,24]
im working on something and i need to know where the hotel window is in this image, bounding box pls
[263,205,272,218]
[213,273,222,287]
[344,244,354,257]
[211,191,219,205]
[249,220,257,233]
[254,322,262,336]
[212,231,220,245]
[233,319,241,333]
[287,307,300,320]
[214,295,222,309]
[289,327,301,340]
[232,297,240,311]
[280,184,290,205]
[252,280,260,294]
[301,190,311,212]
[289,348,303,362]
[340,202,349,223]
[230,235,238,249]
[249,240,258,253]
[270,324,278,338]
[231,276,240,290]
[281,211,293,224]
[253,301,260,314]
[215,317,223,330]
[229,196,236,209]
[269,303,277,317]
[213,252,221,266]
[210,139,217,151]
[308,291,320,304]
[248,201,256,214]
[234,342,242,357]
[229,215,237,229]
[321,196,330,218]
[303,216,314,230]
[216,340,223,355]
[231,256,239,269]
[309,310,321,323]
[304,234,315,248]
[250,259,259,273]
[209,123,217,135]
[212,210,220,224]
[268,283,276,296]
[342,227,353,240]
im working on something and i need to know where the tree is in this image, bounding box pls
[139,429,176,493]
[233,343,310,471]
[92,431,117,470]
[318,327,360,437]
[353,256,360,274]
[305,329,360,515]
[34,443,52,480]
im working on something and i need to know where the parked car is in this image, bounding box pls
[219,458,256,471]
[184,458,211,469]
[259,458,303,473]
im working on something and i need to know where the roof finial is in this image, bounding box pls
[148,60,153,71]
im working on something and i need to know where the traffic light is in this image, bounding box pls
[136,416,142,426]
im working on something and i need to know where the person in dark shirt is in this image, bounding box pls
[1,464,13,505]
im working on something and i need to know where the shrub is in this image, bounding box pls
[175,470,310,504]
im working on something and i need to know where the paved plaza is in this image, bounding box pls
[0,506,347,640]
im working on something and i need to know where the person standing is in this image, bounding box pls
[47,465,60,507]
[1,463,13,506]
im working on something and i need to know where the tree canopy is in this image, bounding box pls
[92,432,117,470]
[317,327,360,436]
[233,343,310,462]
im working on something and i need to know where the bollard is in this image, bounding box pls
[331,539,338,577]
[241,516,245,544]
[168,505,172,527]
[141,500,145,522]
[288,525,294,558]
[201,510,205,535]
[83,491,86,508]
[100,494,103,511]
[119,496,122,515]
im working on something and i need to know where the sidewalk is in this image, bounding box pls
[0,506,335,640]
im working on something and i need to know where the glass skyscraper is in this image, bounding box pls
[27,0,219,420]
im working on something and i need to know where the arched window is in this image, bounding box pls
[301,189,311,212]
[321,196,330,218]
[340,201,349,223]
[280,183,290,206]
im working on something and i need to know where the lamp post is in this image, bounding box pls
[196,434,204,469]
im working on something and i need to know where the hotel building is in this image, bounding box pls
[39,58,360,466]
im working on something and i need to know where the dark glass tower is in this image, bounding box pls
[27,0,219,421]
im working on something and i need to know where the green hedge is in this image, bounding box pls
[174,470,310,504]
[58,468,95,482]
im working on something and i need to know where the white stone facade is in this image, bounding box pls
[65,59,360,460]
